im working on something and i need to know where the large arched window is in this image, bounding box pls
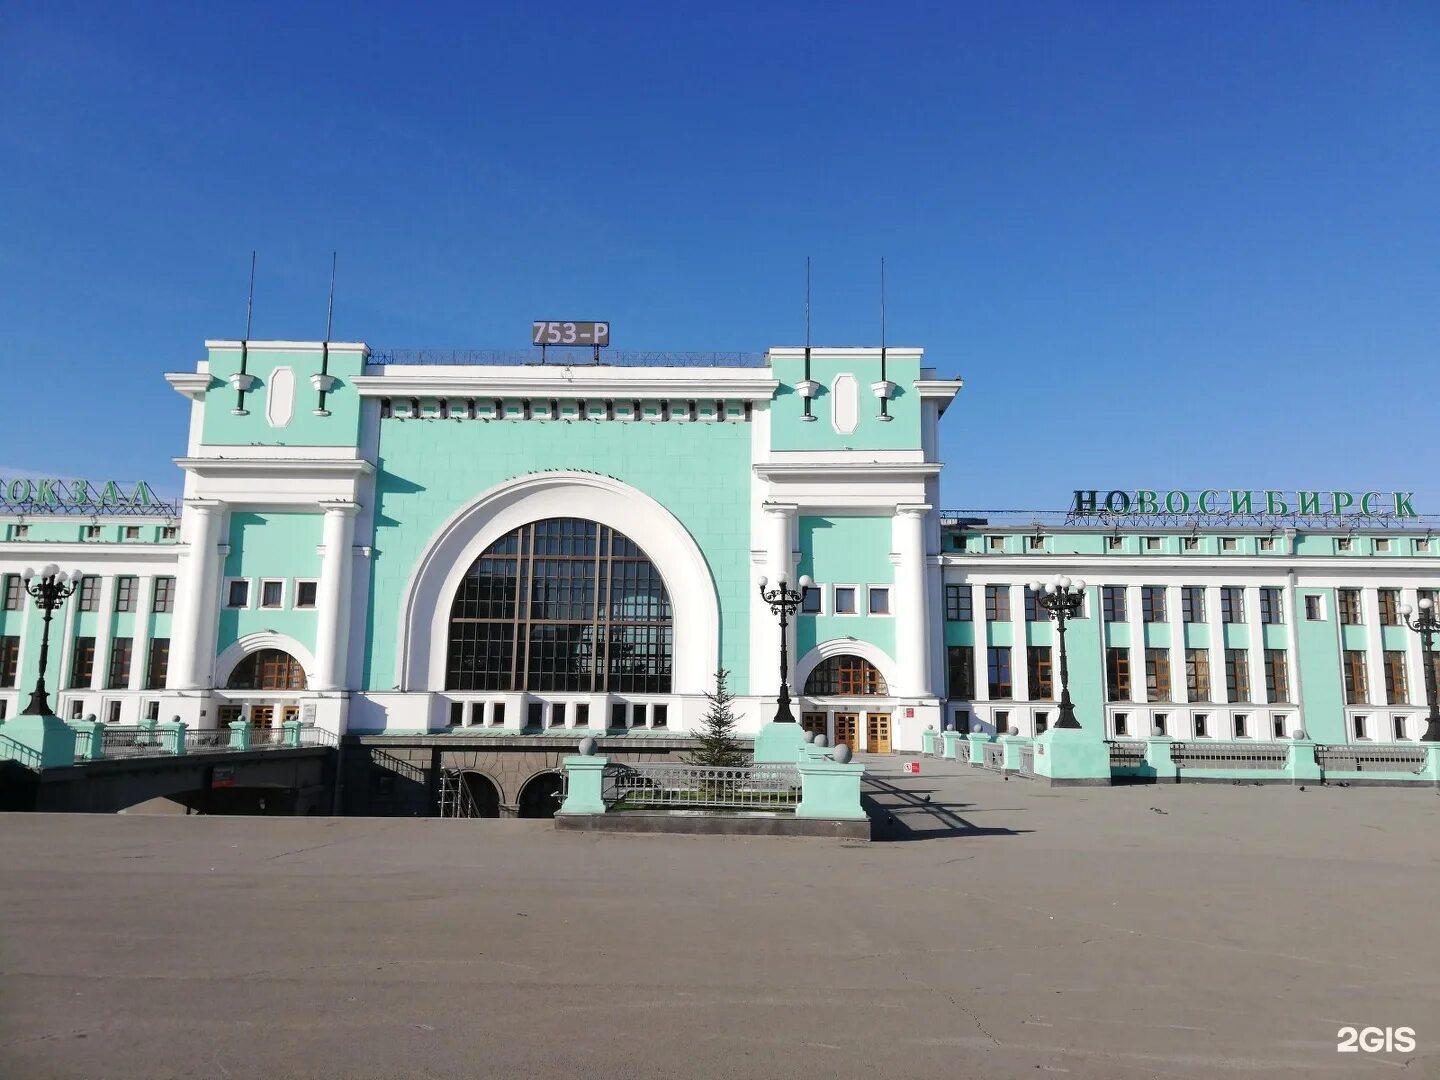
[226,649,307,690]
[804,654,888,696]
[446,517,673,693]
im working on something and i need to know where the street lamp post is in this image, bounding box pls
[1398,597,1440,742]
[19,564,82,717]
[1029,574,1088,730]
[757,574,814,724]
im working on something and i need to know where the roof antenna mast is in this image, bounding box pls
[801,256,815,421]
[235,251,256,415]
[316,252,337,416]
[878,256,891,421]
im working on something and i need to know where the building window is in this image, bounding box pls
[987,646,1013,699]
[1273,714,1286,738]
[1105,648,1131,701]
[610,702,627,728]
[1181,586,1205,623]
[574,703,590,728]
[527,701,544,727]
[1,574,23,612]
[107,637,133,689]
[550,702,567,727]
[1221,537,1237,552]
[1337,588,1362,625]
[1375,538,1391,553]
[1417,538,1431,553]
[78,575,100,611]
[1342,650,1368,705]
[0,635,18,687]
[1259,536,1275,551]
[69,700,84,720]
[945,584,972,622]
[226,648,307,690]
[1144,536,1161,552]
[84,525,102,541]
[1027,535,1045,551]
[652,703,668,728]
[1264,650,1289,703]
[830,586,858,615]
[1378,589,1400,626]
[447,701,464,727]
[1393,715,1407,740]
[1304,594,1324,620]
[1183,536,1199,552]
[13,524,28,539]
[1337,537,1353,552]
[108,701,122,723]
[1224,649,1250,702]
[446,518,673,694]
[801,588,822,614]
[491,702,506,727]
[1024,586,1045,622]
[1186,649,1211,701]
[1220,587,1244,623]
[947,646,975,699]
[226,579,250,608]
[993,710,1010,733]
[71,637,96,688]
[805,655,887,696]
[1383,650,1408,705]
[1027,646,1053,700]
[985,585,1010,621]
[1353,714,1367,740]
[152,576,175,613]
[1194,713,1209,737]
[1145,648,1171,702]
[114,576,137,613]
[295,580,318,609]
[146,639,170,690]
[1113,712,1129,736]
[987,536,1005,553]
[260,580,284,608]
[1153,713,1167,735]
[123,526,140,540]
[1102,586,1126,622]
[1259,587,1284,625]
[1106,535,1123,551]
[868,587,890,615]
[162,526,178,540]
[1141,586,1166,623]
[1234,713,1249,738]
[1034,711,1049,734]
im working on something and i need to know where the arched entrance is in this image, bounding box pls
[801,653,893,753]
[439,770,501,818]
[517,771,563,818]
[221,647,309,732]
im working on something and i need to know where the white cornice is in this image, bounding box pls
[350,372,779,398]
[754,462,941,480]
[174,457,375,479]
[914,378,964,398]
[165,371,213,401]
[766,347,924,362]
[205,340,369,353]
[939,554,1440,575]
[0,542,182,562]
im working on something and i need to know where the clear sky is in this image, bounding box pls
[2,2,1436,511]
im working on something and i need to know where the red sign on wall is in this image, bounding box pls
[903,762,921,775]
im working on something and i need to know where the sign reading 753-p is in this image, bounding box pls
[532,321,610,347]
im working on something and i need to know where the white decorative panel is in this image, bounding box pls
[831,372,859,435]
[266,366,296,428]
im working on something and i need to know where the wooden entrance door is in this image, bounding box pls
[834,713,860,752]
[866,713,892,753]
[801,712,828,741]
[281,705,301,724]
[250,705,275,730]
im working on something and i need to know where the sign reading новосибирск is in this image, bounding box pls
[1072,489,1418,518]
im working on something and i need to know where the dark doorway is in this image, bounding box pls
[461,771,501,818]
[517,772,563,818]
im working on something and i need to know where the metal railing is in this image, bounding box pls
[369,348,768,368]
[297,725,337,747]
[599,761,801,811]
[101,726,164,757]
[0,734,42,769]
[186,729,237,753]
[1107,740,1148,768]
[982,742,1005,770]
[1170,741,1289,770]
[248,727,288,748]
[1316,744,1427,775]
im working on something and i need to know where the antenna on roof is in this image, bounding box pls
[316,252,337,416]
[235,251,256,415]
[801,256,815,421]
[878,256,891,421]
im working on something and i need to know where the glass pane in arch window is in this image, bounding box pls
[803,655,888,696]
[226,649,306,691]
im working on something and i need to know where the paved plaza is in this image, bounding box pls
[1,760,1437,1079]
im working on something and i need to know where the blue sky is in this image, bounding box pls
[2,2,1437,510]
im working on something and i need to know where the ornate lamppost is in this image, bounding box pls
[19,564,82,717]
[1398,596,1440,742]
[757,574,814,723]
[1028,574,1087,730]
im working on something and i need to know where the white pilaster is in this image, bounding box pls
[129,576,155,692]
[1010,582,1029,720]
[972,580,989,705]
[169,500,225,690]
[894,505,931,697]
[1246,584,1266,708]
[1166,584,1186,705]
[91,576,116,691]
[313,501,360,691]
[1360,586,1386,713]
[1205,584,1226,704]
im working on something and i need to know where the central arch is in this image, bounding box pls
[398,471,720,694]
[794,638,898,698]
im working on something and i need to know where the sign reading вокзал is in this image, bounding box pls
[0,478,175,515]
[1073,489,1418,518]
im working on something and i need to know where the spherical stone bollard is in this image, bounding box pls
[972,723,983,734]
[1152,726,1165,737]
[578,736,598,756]
[832,743,853,764]
[945,722,955,732]
[814,734,828,747]
[927,724,935,731]
[1007,726,1019,737]
[84,714,97,723]
[1292,729,1307,741]
[172,715,182,723]
[803,729,815,743]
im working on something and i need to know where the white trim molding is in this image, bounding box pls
[794,637,900,697]
[214,631,319,690]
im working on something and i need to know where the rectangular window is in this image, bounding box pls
[1417,538,1431,553]
[1113,712,1129,736]
[1181,586,1205,623]
[1393,715,1406,740]
[448,702,464,727]
[1107,535,1123,551]
[1186,648,1211,701]
[1141,586,1166,623]
[652,703,668,729]
[108,700,121,723]
[993,710,1009,732]
[260,580,284,608]
[1027,535,1045,551]
[526,702,543,728]
[84,525,102,541]
[1234,713,1248,738]
[1153,713,1167,735]
[947,646,975,699]
[868,587,890,615]
[1378,589,1401,626]
[1343,650,1368,704]
[78,575,100,612]
[295,581,318,609]
[0,635,18,687]
[1273,714,1286,738]
[226,580,249,608]
[1145,648,1171,702]
[69,700,84,720]
[1105,648,1131,701]
[1337,537,1353,552]
[1224,649,1250,702]
[1027,646,1053,700]
[71,637,96,688]
[575,703,589,728]
[1264,649,1289,703]
[12,524,28,539]
[1338,588,1362,625]
[801,587,822,614]
[1304,594,1323,620]
[987,536,1005,552]
[1034,711,1049,734]
[1183,536,1199,552]
[1259,536,1275,551]
[123,526,140,540]
[1383,650,1408,705]
[1144,536,1162,552]
[114,575,137,613]
[1221,537,1238,552]
[1221,587,1245,623]
[162,526,178,540]
[945,584,972,622]
[1102,586,1126,622]
[630,704,647,728]
[987,646,1012,699]
[2,574,20,611]
[146,638,169,690]
[834,587,857,615]
[1353,714,1367,740]
[985,585,1010,621]
[144,699,158,720]
[1259,587,1284,625]
[152,576,175,613]
[107,637,133,689]
[610,702,627,729]
[1194,713,1208,737]
[492,702,506,727]
[550,703,566,727]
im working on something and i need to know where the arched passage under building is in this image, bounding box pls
[517,771,563,818]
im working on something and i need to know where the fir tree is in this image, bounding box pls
[686,668,747,767]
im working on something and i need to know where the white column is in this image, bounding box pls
[1166,584,1187,706]
[129,576,155,692]
[169,500,225,689]
[1360,586,1386,719]
[1010,582,1029,720]
[1246,584,1266,713]
[973,579,990,705]
[1205,584,1226,704]
[91,576,115,691]
[1283,572,1305,734]
[1127,584,1146,706]
[313,501,360,692]
[893,505,931,697]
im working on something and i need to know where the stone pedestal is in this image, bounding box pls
[0,714,77,768]
[795,759,867,820]
[940,730,962,760]
[1284,737,1323,785]
[1033,728,1111,785]
[558,756,609,815]
[66,719,106,761]
[1144,735,1178,782]
[753,721,810,764]
[966,731,988,765]
[920,729,938,756]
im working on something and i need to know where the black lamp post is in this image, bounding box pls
[19,564,82,717]
[1398,596,1440,742]
[1029,574,1087,730]
[757,574,814,723]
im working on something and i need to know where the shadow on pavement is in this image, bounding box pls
[862,774,1032,842]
